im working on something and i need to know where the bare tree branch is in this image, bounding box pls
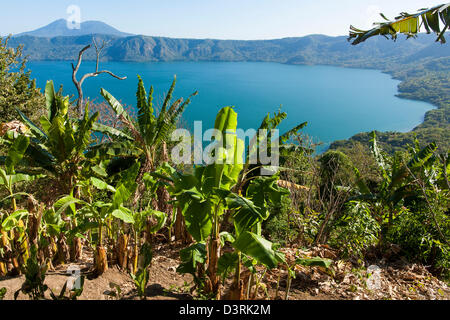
[72,39,127,115]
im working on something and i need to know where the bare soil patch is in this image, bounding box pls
[1,243,448,300]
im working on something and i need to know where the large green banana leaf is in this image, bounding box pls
[350,4,450,45]
[233,231,283,269]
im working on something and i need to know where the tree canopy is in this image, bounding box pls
[0,36,44,123]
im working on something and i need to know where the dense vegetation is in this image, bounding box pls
[0,37,44,123]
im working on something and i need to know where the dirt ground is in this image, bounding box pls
[1,242,449,300]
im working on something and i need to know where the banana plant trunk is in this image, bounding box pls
[207,237,221,299]
[117,233,129,270]
[174,207,192,244]
[157,142,173,216]
[95,224,108,275]
[133,230,140,275]
[226,255,244,300]
[95,247,108,275]
[0,230,8,276]
[56,235,70,265]
[13,220,29,272]
[133,154,153,208]
[70,237,83,262]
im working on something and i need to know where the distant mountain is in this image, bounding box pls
[8,32,449,68]
[14,19,133,38]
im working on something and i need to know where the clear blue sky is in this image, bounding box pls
[1,0,443,39]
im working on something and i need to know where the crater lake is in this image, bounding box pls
[27,61,434,150]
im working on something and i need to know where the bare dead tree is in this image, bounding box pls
[72,37,127,115]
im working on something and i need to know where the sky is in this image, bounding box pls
[0,0,444,40]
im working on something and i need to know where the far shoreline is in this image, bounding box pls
[25,59,438,154]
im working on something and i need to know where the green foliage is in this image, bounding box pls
[177,242,208,288]
[319,150,355,188]
[14,245,48,300]
[100,75,197,165]
[0,134,43,212]
[329,201,380,258]
[233,231,284,269]
[49,276,85,300]
[349,4,450,45]
[157,107,289,297]
[387,208,450,278]
[0,287,6,300]
[296,257,333,269]
[5,81,101,197]
[0,36,44,123]
[263,196,298,245]
[351,132,439,233]
[130,243,153,299]
[340,134,449,277]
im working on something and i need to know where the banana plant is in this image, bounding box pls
[14,245,48,300]
[155,107,289,299]
[234,110,308,195]
[100,76,198,209]
[129,208,166,274]
[0,134,43,274]
[0,209,29,275]
[130,242,153,299]
[0,134,43,210]
[53,164,139,275]
[12,81,100,197]
[349,3,450,45]
[353,132,438,239]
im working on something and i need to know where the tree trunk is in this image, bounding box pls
[225,279,245,300]
[0,230,8,276]
[56,235,70,265]
[225,258,244,300]
[174,207,192,244]
[117,234,129,270]
[70,237,83,262]
[13,221,29,272]
[133,156,153,208]
[95,246,108,276]
[314,209,335,245]
[174,207,184,242]
[207,238,221,299]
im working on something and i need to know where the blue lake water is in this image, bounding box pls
[27,61,433,149]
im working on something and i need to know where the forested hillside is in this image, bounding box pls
[9,33,449,153]
[8,33,449,63]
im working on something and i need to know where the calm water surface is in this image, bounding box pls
[28,61,433,149]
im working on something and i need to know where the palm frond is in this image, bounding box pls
[349,3,450,45]
[45,81,58,122]
[280,122,308,143]
[91,122,133,141]
[100,88,132,122]
[159,76,177,118]
[136,76,152,138]
[75,104,99,155]
[16,109,47,141]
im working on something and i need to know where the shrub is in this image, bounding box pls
[329,201,380,259]
[263,196,299,246]
[387,208,450,279]
[0,36,44,123]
